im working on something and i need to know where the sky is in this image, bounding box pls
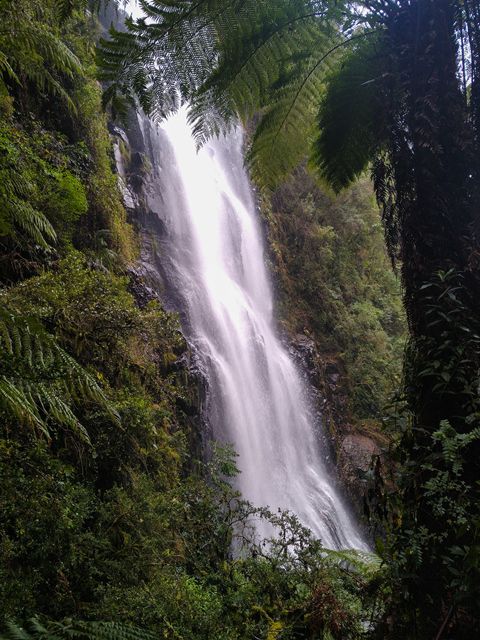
[125,0,144,19]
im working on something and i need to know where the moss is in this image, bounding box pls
[73,79,137,264]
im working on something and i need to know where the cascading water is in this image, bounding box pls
[130,107,366,551]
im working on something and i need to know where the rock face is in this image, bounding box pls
[338,434,382,494]
[289,332,385,520]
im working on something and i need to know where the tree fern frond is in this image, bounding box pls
[312,33,388,192]
[0,376,48,436]
[0,51,19,84]
[244,32,339,186]
[0,3,82,111]
[323,548,382,578]
[34,384,91,444]
[54,621,157,640]
[22,25,82,76]
[98,0,352,183]
[3,622,33,640]
[188,5,333,144]
[0,137,57,249]
[99,0,343,129]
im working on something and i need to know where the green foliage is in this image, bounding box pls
[99,0,346,183]
[0,0,135,274]
[102,5,480,633]
[380,270,480,637]
[0,122,57,252]
[0,0,82,112]
[0,252,383,637]
[313,34,387,192]
[0,304,118,442]
[0,618,157,640]
[45,170,88,226]
[265,172,405,420]
[0,257,199,623]
[4,253,183,383]
[73,78,136,263]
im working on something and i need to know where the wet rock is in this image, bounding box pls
[129,173,144,193]
[126,267,159,308]
[339,434,381,480]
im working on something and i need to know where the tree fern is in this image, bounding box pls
[0,307,119,442]
[99,0,346,148]
[242,27,348,185]
[322,547,382,580]
[99,0,221,121]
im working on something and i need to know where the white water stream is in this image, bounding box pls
[134,107,366,550]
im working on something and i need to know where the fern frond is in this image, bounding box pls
[323,547,382,578]
[312,33,387,192]
[22,25,82,76]
[0,51,19,84]
[0,308,119,441]
[8,198,57,249]
[0,376,48,435]
[1,619,158,640]
[53,621,157,640]
[0,3,82,111]
[0,140,57,249]
[244,27,344,186]
[189,3,336,145]
[99,0,343,132]
[3,621,33,640]
[98,0,354,185]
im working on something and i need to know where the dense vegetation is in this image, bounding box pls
[101,0,480,637]
[263,170,404,422]
[2,0,480,638]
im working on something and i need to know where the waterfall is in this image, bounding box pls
[131,107,366,551]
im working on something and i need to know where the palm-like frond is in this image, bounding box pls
[99,0,346,149]
[186,1,342,159]
[312,33,388,192]
[0,51,19,84]
[98,0,219,120]
[8,197,57,249]
[322,548,382,579]
[99,1,388,186]
[242,27,348,185]
[0,308,119,442]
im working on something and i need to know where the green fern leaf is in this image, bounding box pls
[0,308,119,441]
[312,33,388,192]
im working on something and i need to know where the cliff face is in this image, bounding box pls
[0,5,206,621]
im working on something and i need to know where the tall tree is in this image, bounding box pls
[99,1,480,635]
